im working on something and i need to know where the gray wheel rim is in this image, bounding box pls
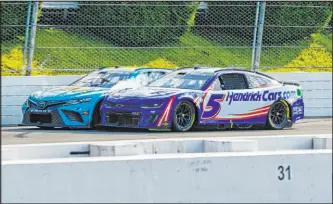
[269,102,287,129]
[175,103,193,129]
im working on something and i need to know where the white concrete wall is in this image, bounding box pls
[1,76,81,125]
[1,72,331,125]
[2,135,332,202]
[268,72,332,117]
[3,134,328,161]
[2,150,331,203]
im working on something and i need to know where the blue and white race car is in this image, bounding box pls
[99,67,304,131]
[21,67,173,129]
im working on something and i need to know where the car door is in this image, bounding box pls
[201,72,250,124]
[220,72,280,124]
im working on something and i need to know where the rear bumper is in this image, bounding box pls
[291,98,305,122]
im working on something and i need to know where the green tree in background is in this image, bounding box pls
[1,2,28,42]
[70,1,197,47]
[193,1,332,46]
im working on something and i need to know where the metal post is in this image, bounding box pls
[253,1,266,72]
[26,2,39,76]
[22,1,32,76]
[250,2,260,71]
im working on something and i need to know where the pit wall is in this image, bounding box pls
[1,72,332,125]
[2,135,332,203]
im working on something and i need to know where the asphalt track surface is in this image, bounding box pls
[1,118,332,145]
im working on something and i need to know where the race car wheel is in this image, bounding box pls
[172,101,196,132]
[267,101,289,130]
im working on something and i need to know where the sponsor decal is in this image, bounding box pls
[226,90,296,105]
[293,106,303,115]
[62,87,89,93]
[202,94,225,119]
[30,109,52,113]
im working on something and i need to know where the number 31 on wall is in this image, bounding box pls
[278,165,291,180]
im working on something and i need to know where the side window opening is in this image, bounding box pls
[148,71,167,82]
[219,73,248,90]
[137,71,168,85]
[247,74,276,88]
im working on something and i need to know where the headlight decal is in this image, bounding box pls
[140,103,164,108]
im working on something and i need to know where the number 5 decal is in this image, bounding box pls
[202,94,225,119]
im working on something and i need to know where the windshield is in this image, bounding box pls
[70,71,131,88]
[148,71,214,90]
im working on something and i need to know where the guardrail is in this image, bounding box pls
[2,134,332,203]
[1,72,332,125]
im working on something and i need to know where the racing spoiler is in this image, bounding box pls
[280,81,300,87]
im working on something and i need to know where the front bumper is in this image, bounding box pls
[99,104,171,129]
[21,102,95,128]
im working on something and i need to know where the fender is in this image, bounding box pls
[177,94,202,124]
[89,97,105,126]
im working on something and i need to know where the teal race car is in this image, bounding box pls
[21,67,173,129]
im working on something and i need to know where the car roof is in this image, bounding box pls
[99,67,174,73]
[176,66,223,73]
[176,66,277,80]
[134,67,174,72]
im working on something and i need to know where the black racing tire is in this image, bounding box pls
[172,101,196,132]
[37,126,54,130]
[91,101,102,129]
[266,101,289,130]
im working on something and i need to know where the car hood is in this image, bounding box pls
[30,86,109,101]
[107,87,200,103]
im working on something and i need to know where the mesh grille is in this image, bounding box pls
[62,110,83,122]
[30,114,52,123]
[22,110,65,126]
[106,111,141,127]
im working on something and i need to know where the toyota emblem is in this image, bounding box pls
[116,104,124,108]
[37,101,47,109]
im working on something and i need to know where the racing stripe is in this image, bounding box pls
[193,97,200,107]
[230,108,269,116]
[157,95,176,127]
[157,107,169,127]
[202,112,267,121]
[164,95,176,121]
[250,104,271,111]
